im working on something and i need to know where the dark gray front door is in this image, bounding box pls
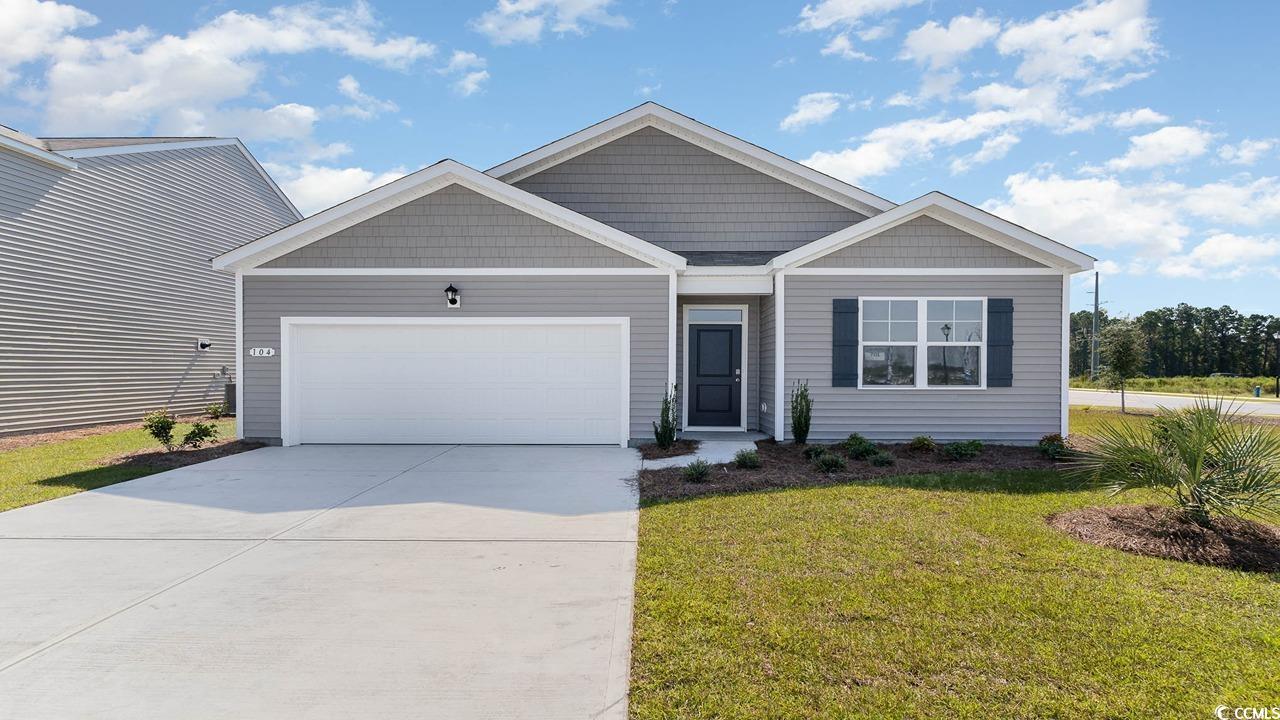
[688,324,741,427]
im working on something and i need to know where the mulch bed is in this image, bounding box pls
[1048,504,1280,572]
[0,414,226,452]
[107,438,266,472]
[638,439,701,460]
[638,439,1057,503]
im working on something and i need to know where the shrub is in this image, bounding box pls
[803,444,829,460]
[142,409,178,451]
[790,381,812,445]
[1038,433,1069,460]
[1067,398,1280,524]
[843,433,877,460]
[682,459,712,483]
[941,440,984,461]
[182,422,219,449]
[733,449,762,469]
[812,452,846,473]
[653,385,679,449]
[906,435,937,453]
[868,450,896,467]
[205,402,228,419]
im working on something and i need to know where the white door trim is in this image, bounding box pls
[279,316,631,447]
[681,303,749,432]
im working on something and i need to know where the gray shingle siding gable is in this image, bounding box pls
[0,144,297,435]
[241,275,669,443]
[264,184,647,268]
[802,215,1048,268]
[514,126,868,255]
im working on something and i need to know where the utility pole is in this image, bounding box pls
[1090,271,1100,380]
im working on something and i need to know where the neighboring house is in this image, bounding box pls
[0,126,300,435]
[214,103,1093,447]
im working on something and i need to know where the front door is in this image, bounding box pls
[688,324,742,427]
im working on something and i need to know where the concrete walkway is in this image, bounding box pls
[0,445,640,720]
[1071,388,1280,416]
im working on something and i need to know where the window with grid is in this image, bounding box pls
[858,298,985,388]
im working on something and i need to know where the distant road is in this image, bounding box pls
[1070,389,1280,417]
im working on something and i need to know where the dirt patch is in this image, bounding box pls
[1048,504,1280,572]
[108,438,265,472]
[638,439,1056,503]
[638,439,701,460]
[0,414,226,452]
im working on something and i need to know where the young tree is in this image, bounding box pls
[1100,321,1145,413]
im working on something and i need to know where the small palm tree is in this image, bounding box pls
[1067,398,1280,525]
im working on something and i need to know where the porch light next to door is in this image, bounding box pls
[445,284,460,309]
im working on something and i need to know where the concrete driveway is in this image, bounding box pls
[0,445,640,720]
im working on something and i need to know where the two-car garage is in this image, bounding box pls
[280,318,629,446]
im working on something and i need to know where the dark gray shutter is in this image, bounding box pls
[987,298,1014,387]
[832,298,858,387]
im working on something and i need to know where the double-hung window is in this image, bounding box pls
[859,298,986,389]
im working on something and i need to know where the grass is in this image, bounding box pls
[0,419,236,513]
[1072,374,1278,397]
[629,411,1280,718]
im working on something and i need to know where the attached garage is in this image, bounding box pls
[281,318,629,446]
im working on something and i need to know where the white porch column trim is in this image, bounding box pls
[775,271,786,442]
[667,270,678,393]
[235,271,244,440]
[1061,272,1071,437]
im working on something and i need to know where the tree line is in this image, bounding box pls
[1069,303,1280,378]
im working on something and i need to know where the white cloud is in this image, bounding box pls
[183,102,319,142]
[884,92,914,107]
[796,0,921,32]
[950,132,1019,174]
[453,70,490,96]
[821,33,872,61]
[472,0,628,45]
[435,50,489,96]
[1080,69,1151,95]
[780,92,847,131]
[1218,138,1276,166]
[442,50,486,73]
[335,74,398,119]
[995,0,1156,85]
[266,162,407,216]
[1102,125,1214,171]
[1111,107,1168,128]
[636,82,662,97]
[0,0,96,86]
[857,24,892,41]
[899,13,1000,70]
[1158,233,1280,278]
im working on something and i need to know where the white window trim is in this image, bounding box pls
[856,297,988,391]
[682,303,749,431]
[278,316,631,448]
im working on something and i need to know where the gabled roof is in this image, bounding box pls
[486,102,895,218]
[40,136,216,151]
[213,159,687,271]
[768,191,1095,273]
[0,125,77,170]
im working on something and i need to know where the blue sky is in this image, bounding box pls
[3,0,1279,316]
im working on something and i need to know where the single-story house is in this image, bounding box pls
[213,103,1093,447]
[0,126,299,435]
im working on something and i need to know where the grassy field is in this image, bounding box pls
[0,419,236,512]
[629,408,1280,719]
[1071,374,1277,397]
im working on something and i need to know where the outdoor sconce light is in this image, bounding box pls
[445,284,461,309]
[196,338,213,351]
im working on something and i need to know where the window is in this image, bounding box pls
[858,298,985,389]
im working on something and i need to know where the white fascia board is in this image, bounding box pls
[680,265,772,276]
[485,102,895,216]
[769,191,1095,273]
[678,275,774,295]
[0,135,77,170]
[213,159,685,271]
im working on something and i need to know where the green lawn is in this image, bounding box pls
[1071,374,1278,397]
[0,419,236,513]
[630,411,1280,718]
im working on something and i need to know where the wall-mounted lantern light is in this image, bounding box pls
[445,284,461,309]
[196,338,214,351]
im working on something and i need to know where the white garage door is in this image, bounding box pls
[283,319,627,445]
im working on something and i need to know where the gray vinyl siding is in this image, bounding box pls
[241,275,668,443]
[759,294,776,437]
[515,126,867,255]
[676,296,760,430]
[0,144,297,435]
[803,216,1047,268]
[264,185,646,268]
[782,275,1063,443]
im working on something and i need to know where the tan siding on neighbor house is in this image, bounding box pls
[0,144,297,435]
[515,126,867,255]
[264,184,647,268]
[802,215,1047,268]
[241,275,669,443]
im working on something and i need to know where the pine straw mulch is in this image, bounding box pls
[1048,504,1280,573]
[637,439,701,460]
[0,415,226,452]
[638,439,1057,503]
